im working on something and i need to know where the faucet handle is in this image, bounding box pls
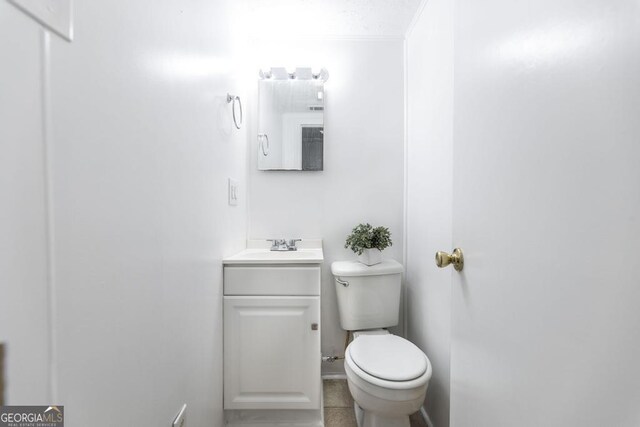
[267,239,287,250]
[287,239,302,250]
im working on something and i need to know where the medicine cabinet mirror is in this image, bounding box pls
[257,70,325,171]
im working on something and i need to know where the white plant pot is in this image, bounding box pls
[357,248,383,266]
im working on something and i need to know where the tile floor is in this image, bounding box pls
[323,379,428,427]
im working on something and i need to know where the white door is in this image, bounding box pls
[450,0,640,425]
[224,296,321,410]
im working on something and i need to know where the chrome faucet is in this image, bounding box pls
[267,239,302,251]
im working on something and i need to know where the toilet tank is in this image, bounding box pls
[331,260,403,331]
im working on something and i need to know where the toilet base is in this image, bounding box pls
[354,402,410,427]
[354,402,364,427]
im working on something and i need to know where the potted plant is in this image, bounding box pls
[344,223,392,266]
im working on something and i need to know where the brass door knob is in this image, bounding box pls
[435,248,464,271]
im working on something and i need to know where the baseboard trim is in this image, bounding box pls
[321,374,347,380]
[420,406,435,427]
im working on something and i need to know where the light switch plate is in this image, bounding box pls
[228,178,239,206]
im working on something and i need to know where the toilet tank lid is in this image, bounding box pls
[331,259,403,277]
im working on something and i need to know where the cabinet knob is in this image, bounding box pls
[311,323,318,331]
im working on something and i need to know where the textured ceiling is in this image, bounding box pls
[235,0,422,38]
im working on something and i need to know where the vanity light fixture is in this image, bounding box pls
[258,69,272,79]
[259,67,329,82]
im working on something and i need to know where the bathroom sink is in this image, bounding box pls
[223,240,323,265]
[224,249,323,264]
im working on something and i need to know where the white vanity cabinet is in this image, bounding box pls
[223,264,322,410]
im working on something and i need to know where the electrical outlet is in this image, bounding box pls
[228,178,239,206]
[172,404,186,427]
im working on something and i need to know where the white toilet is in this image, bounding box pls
[331,260,432,427]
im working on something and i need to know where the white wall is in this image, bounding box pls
[0,2,50,404]
[405,0,454,425]
[2,0,247,425]
[246,39,405,374]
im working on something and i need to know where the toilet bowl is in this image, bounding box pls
[331,260,431,427]
[344,331,432,427]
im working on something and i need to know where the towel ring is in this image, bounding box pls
[227,93,243,129]
[258,134,270,156]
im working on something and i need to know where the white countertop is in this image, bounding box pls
[223,239,324,265]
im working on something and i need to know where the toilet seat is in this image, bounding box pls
[349,335,428,381]
[345,335,432,391]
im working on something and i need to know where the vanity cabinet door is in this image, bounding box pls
[224,296,321,410]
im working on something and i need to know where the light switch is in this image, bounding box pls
[228,178,239,206]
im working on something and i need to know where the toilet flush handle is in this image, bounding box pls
[335,277,349,287]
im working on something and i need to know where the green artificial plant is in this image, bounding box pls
[344,223,392,255]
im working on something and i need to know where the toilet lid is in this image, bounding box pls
[349,335,428,381]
